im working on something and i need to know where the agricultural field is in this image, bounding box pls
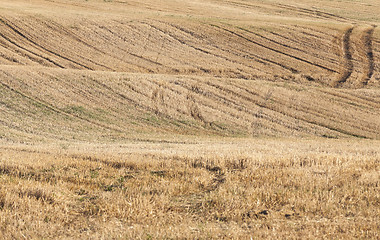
[0,0,379,239]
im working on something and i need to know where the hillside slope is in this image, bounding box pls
[1,66,380,141]
[1,0,380,141]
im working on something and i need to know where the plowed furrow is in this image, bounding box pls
[127,22,202,70]
[87,77,171,122]
[213,24,337,73]
[196,81,312,132]
[37,19,116,71]
[0,18,92,70]
[235,81,379,135]
[228,82,376,137]
[169,80,271,129]
[274,3,348,22]
[202,82,331,135]
[80,23,161,72]
[148,79,249,124]
[318,89,380,109]
[0,31,63,68]
[159,22,233,59]
[165,22,273,74]
[239,27,340,70]
[263,30,339,65]
[141,22,217,66]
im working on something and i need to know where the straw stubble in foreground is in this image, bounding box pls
[0,139,379,239]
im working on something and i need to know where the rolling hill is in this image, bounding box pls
[1,1,380,239]
[1,0,380,142]
[1,0,380,143]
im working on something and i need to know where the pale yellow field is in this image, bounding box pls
[0,0,380,239]
[1,139,380,239]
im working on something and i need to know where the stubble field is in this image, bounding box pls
[1,139,379,239]
[0,0,380,239]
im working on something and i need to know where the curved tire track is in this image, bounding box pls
[0,21,64,68]
[0,17,91,70]
[359,26,376,87]
[274,3,349,23]
[333,26,354,87]
[212,24,337,73]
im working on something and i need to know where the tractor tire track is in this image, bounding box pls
[226,81,374,137]
[212,24,337,73]
[33,19,116,71]
[83,23,161,72]
[180,80,309,133]
[140,22,220,70]
[221,0,348,22]
[176,81,256,122]
[0,17,94,70]
[170,24,297,74]
[0,37,55,66]
[39,19,117,71]
[39,18,148,72]
[238,27,340,69]
[148,80,227,120]
[156,78,266,129]
[0,28,64,68]
[274,3,349,22]
[163,22,287,75]
[317,89,380,109]
[141,21,269,76]
[333,26,354,87]
[117,76,380,136]
[127,22,209,72]
[207,81,334,131]
[159,21,263,72]
[262,29,339,65]
[0,47,21,64]
[359,26,376,87]
[87,77,181,124]
[181,79,331,135]
[151,79,251,126]
[235,81,379,135]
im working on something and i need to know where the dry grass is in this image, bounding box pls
[0,0,379,86]
[0,139,379,239]
[1,0,380,239]
[1,0,379,143]
[1,66,380,142]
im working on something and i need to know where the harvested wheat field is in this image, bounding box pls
[0,0,380,239]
